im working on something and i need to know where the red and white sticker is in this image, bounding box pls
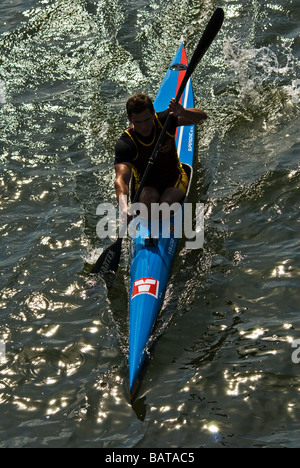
[132,278,159,300]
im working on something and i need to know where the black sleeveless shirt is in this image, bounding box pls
[115,111,184,190]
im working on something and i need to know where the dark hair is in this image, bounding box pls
[126,93,154,117]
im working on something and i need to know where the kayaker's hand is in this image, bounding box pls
[168,98,184,117]
[120,206,133,226]
[126,207,133,224]
[168,98,208,125]
[118,194,133,226]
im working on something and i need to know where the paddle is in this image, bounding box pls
[91,8,224,278]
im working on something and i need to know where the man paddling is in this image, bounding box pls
[114,93,207,221]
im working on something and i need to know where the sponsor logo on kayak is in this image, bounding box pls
[132,278,159,300]
[188,126,194,152]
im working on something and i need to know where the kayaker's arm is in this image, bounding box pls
[114,162,133,222]
[114,162,132,200]
[168,98,208,126]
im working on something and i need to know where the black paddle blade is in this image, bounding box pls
[176,8,225,101]
[189,8,224,71]
[90,9,225,284]
[90,238,122,276]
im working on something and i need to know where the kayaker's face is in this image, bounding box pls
[128,109,155,137]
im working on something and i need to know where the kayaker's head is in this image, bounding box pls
[127,93,155,138]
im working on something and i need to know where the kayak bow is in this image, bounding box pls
[129,44,195,401]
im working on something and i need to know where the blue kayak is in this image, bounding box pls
[129,44,195,401]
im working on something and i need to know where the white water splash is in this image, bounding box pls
[223,38,298,105]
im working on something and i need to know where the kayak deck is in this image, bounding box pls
[128,43,195,402]
[129,164,193,401]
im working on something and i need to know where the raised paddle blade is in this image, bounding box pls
[188,8,224,71]
[176,8,225,102]
[90,8,225,281]
[133,8,225,204]
[91,237,122,276]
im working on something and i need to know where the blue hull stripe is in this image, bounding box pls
[129,44,195,398]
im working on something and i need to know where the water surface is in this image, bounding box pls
[0,0,299,448]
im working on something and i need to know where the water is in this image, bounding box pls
[0,0,299,448]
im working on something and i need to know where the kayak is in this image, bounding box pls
[128,43,195,401]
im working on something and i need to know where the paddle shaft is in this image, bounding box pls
[132,8,224,205]
[91,8,224,276]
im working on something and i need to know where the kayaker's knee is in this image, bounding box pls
[160,187,185,206]
[139,186,160,213]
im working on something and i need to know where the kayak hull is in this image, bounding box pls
[129,44,195,401]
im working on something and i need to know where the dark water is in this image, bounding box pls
[0,0,300,448]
